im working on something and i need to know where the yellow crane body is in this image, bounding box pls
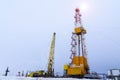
[27,33,56,77]
[27,70,45,77]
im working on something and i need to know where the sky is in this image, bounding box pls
[0,0,120,76]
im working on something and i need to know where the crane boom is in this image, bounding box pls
[47,32,56,77]
[27,33,56,77]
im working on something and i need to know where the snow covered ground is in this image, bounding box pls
[0,76,101,80]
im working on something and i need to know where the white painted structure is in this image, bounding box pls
[108,69,120,76]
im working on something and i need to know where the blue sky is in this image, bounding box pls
[0,0,120,76]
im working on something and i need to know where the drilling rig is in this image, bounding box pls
[64,8,89,77]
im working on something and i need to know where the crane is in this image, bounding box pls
[27,33,56,77]
[64,8,89,77]
[47,32,56,77]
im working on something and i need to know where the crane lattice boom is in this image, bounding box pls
[47,32,56,77]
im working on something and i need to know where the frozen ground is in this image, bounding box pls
[0,76,101,80]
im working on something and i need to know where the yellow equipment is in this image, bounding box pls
[27,70,45,77]
[47,32,56,77]
[27,33,56,77]
[64,8,89,77]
